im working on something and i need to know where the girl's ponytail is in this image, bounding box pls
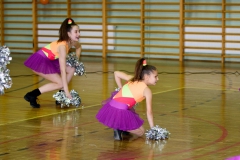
[131,58,145,81]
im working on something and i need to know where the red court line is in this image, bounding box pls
[0,85,232,159]
[185,141,240,159]
[124,114,228,159]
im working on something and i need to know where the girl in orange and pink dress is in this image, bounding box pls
[24,18,81,108]
[96,58,159,140]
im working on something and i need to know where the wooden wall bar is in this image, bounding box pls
[143,1,180,58]
[140,0,144,57]
[179,0,184,61]
[221,0,225,63]
[106,1,141,56]
[224,1,240,59]
[0,0,240,63]
[71,1,103,55]
[2,1,32,53]
[32,0,37,52]
[102,0,107,58]
[0,0,3,46]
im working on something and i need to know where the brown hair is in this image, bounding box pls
[131,58,157,82]
[58,18,77,42]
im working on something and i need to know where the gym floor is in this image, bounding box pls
[0,54,240,160]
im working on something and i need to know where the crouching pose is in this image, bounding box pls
[23,18,81,108]
[96,58,159,140]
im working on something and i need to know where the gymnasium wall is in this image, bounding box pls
[1,0,240,62]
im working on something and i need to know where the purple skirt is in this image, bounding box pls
[24,50,60,74]
[96,91,144,131]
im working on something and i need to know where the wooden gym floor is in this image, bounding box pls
[1,54,240,160]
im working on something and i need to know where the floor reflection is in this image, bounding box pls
[145,139,168,152]
[96,137,168,160]
[52,109,81,128]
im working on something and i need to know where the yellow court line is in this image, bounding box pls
[0,103,100,126]
[186,87,237,92]
[152,87,183,95]
[1,89,181,126]
[0,86,234,126]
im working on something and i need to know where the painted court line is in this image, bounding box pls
[0,86,232,126]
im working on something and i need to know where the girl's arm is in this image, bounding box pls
[143,87,154,128]
[73,41,81,59]
[58,45,72,99]
[114,71,133,88]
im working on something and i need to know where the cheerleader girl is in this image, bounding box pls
[96,58,159,140]
[24,18,81,108]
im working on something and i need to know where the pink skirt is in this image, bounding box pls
[24,50,60,74]
[96,91,144,131]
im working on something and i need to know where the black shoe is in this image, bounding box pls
[24,92,40,108]
[114,129,123,140]
[122,131,130,136]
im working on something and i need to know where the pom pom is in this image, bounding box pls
[0,46,11,66]
[66,52,86,76]
[0,45,12,95]
[53,89,81,108]
[145,125,170,140]
[115,87,120,91]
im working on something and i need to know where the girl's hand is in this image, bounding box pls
[65,91,72,100]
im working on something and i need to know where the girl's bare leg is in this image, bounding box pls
[33,71,63,93]
[33,66,75,93]
[128,126,145,137]
[65,65,75,84]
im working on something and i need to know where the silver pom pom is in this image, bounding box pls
[0,45,11,66]
[53,89,81,108]
[66,52,86,76]
[145,125,170,140]
[70,90,81,107]
[115,87,120,91]
[0,45,12,95]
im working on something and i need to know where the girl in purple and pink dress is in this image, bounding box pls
[96,58,159,140]
[24,18,81,108]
